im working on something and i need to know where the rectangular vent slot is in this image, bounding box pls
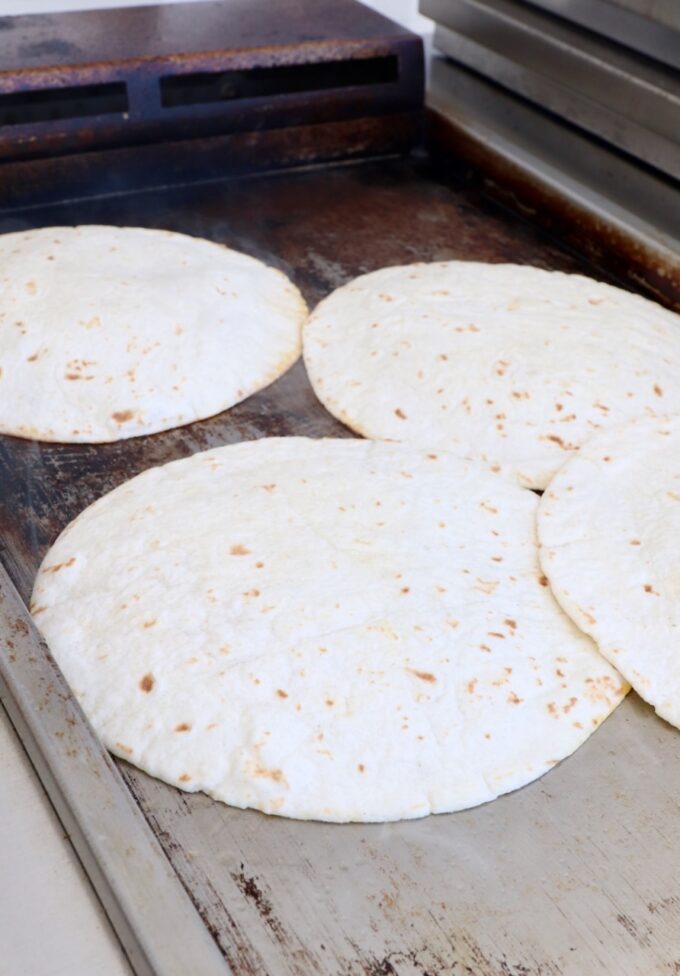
[0,82,128,127]
[160,55,399,108]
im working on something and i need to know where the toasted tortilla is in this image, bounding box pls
[303,262,680,488]
[0,226,305,442]
[538,415,680,729]
[32,438,626,822]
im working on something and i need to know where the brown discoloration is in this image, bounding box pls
[538,575,549,587]
[505,618,517,630]
[175,722,191,732]
[466,678,477,694]
[630,539,641,545]
[116,742,133,755]
[139,673,155,693]
[262,484,277,493]
[276,689,288,699]
[142,618,156,628]
[243,589,261,598]
[44,556,76,574]
[654,384,663,397]
[111,410,134,423]
[644,584,659,595]
[254,765,288,786]
[230,544,251,555]
[178,773,191,783]
[506,691,523,705]
[394,408,407,420]
[406,668,436,683]
[357,763,365,773]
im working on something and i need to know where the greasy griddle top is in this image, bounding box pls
[3,157,677,976]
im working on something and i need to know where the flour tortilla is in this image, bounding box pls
[31,438,626,822]
[0,226,305,442]
[538,415,680,729]
[303,262,680,489]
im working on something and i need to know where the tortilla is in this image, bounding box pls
[538,414,680,729]
[31,438,626,822]
[303,262,680,489]
[0,225,305,442]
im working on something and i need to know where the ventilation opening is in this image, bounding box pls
[160,55,399,108]
[0,82,128,127]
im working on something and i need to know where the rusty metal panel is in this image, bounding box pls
[0,0,423,163]
[2,158,680,974]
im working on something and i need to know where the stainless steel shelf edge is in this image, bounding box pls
[0,562,230,976]
[422,0,680,179]
[428,57,680,297]
[525,0,679,66]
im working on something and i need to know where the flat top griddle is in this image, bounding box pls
[2,154,680,976]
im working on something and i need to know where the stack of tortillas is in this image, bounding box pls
[25,251,680,822]
[0,226,306,442]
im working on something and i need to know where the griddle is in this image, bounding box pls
[1,3,680,975]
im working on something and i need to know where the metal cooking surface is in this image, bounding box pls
[2,158,680,975]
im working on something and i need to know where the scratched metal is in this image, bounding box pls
[2,159,680,975]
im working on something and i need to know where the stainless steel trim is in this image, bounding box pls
[422,0,680,178]
[428,55,680,272]
[0,562,230,976]
[525,0,680,69]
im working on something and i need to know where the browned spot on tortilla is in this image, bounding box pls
[230,544,251,556]
[276,689,288,699]
[262,484,276,492]
[654,384,663,396]
[243,589,260,598]
[379,293,393,302]
[401,586,410,594]
[357,763,365,773]
[406,668,436,683]
[630,539,641,545]
[139,673,154,693]
[644,584,659,595]
[25,280,37,294]
[488,631,505,639]
[325,698,335,707]
[474,578,499,595]
[394,408,407,420]
[507,691,523,704]
[30,605,47,616]
[45,556,76,574]
[505,618,517,630]
[111,410,134,423]
[556,669,565,678]
[479,643,491,653]
[538,575,549,587]
[547,434,566,447]
[174,324,183,335]
[254,765,288,786]
[555,403,563,411]
[143,619,156,629]
[116,742,133,755]
[175,722,191,732]
[427,453,438,460]
[563,697,578,714]
[179,774,191,783]
[511,391,530,400]
[480,501,498,514]
[466,678,478,694]
[547,702,558,716]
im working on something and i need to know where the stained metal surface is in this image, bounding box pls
[0,564,230,976]
[0,0,423,164]
[1,157,680,974]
